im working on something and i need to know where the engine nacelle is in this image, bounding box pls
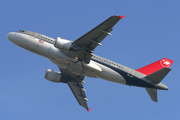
[54,37,72,51]
[44,69,62,83]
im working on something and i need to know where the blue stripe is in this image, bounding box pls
[91,58,155,88]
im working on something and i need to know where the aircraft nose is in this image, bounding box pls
[6,32,13,41]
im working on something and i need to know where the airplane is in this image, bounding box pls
[6,16,173,112]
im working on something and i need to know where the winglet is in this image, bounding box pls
[87,108,92,112]
[119,16,125,19]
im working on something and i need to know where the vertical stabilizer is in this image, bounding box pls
[136,58,173,75]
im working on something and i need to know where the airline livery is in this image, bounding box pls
[7,16,173,111]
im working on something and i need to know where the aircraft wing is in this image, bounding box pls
[59,67,90,110]
[62,16,123,63]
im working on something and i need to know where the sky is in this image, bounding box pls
[0,0,180,119]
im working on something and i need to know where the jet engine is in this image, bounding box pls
[44,69,62,83]
[54,37,74,51]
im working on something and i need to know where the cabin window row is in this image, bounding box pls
[92,56,123,68]
[36,34,54,43]
[19,30,55,44]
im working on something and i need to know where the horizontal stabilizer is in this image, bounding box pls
[145,88,157,102]
[145,67,171,84]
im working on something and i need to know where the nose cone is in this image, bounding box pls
[6,32,13,41]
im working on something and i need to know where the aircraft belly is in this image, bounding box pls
[49,48,125,81]
[49,58,101,78]
[48,47,102,78]
[94,62,126,84]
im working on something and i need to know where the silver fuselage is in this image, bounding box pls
[7,31,167,90]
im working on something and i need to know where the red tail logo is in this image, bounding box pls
[160,59,171,67]
[136,58,173,75]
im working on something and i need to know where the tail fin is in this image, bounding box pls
[139,58,173,102]
[136,58,173,75]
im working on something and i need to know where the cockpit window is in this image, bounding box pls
[19,30,25,32]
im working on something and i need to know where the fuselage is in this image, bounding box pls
[6,30,168,90]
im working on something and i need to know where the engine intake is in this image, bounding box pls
[44,69,62,83]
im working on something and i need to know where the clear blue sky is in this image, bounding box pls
[1,0,179,119]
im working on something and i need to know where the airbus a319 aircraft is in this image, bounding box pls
[7,16,173,111]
